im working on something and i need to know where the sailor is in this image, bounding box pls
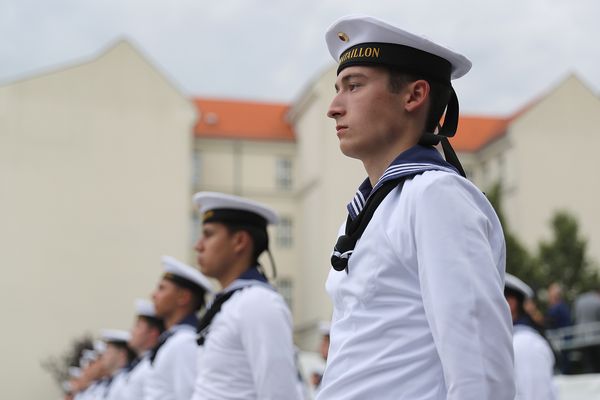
[144,256,213,400]
[61,367,82,400]
[505,274,557,400]
[74,341,109,400]
[100,329,136,399]
[319,15,515,399]
[115,299,164,400]
[191,192,300,400]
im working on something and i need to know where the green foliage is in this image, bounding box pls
[486,182,600,303]
[41,334,93,389]
[538,211,600,303]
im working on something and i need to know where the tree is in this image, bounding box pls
[41,334,94,389]
[486,182,600,303]
[537,211,600,304]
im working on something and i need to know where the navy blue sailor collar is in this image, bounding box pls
[176,312,199,328]
[220,265,273,296]
[347,144,459,220]
[159,312,198,339]
[513,315,535,328]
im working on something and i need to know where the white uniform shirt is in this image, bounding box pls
[144,324,198,400]
[76,379,109,400]
[513,325,557,400]
[115,354,151,400]
[318,171,515,400]
[192,282,301,400]
[105,368,129,400]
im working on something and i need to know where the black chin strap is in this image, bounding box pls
[266,249,277,279]
[419,88,466,178]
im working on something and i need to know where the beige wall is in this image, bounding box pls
[0,41,196,399]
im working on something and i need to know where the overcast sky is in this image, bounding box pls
[1,0,598,115]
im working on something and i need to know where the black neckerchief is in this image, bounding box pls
[196,266,268,345]
[149,313,198,364]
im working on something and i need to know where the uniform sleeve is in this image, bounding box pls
[239,290,301,400]
[145,333,197,400]
[171,334,198,400]
[412,174,515,400]
[145,349,175,400]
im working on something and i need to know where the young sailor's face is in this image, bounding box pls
[327,66,407,161]
[151,279,179,319]
[100,344,121,372]
[194,222,237,280]
[129,317,151,353]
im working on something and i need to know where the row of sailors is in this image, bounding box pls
[60,190,557,400]
[62,193,309,400]
[63,270,557,400]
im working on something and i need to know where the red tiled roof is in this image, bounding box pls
[193,98,294,141]
[193,98,519,152]
[451,116,510,152]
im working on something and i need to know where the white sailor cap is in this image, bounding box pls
[68,366,81,378]
[93,339,107,354]
[326,15,471,80]
[318,321,331,336]
[193,192,278,227]
[161,255,214,294]
[135,298,157,318]
[505,273,534,299]
[79,349,98,367]
[62,380,73,393]
[100,329,131,344]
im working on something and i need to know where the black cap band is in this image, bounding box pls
[338,42,452,83]
[203,208,268,229]
[163,273,205,294]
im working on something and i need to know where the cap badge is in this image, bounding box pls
[337,32,349,42]
[203,210,214,221]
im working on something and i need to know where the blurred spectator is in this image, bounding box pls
[574,289,600,325]
[546,283,572,329]
[573,289,600,373]
[524,298,545,327]
[545,282,572,373]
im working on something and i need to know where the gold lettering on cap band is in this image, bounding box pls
[203,210,214,222]
[339,46,381,64]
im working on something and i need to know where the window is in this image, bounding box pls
[276,157,292,190]
[497,155,505,185]
[277,216,293,248]
[481,160,489,186]
[191,213,201,247]
[192,151,202,188]
[276,277,293,310]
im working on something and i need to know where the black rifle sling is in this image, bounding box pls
[149,330,174,364]
[331,177,408,272]
[196,288,243,345]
